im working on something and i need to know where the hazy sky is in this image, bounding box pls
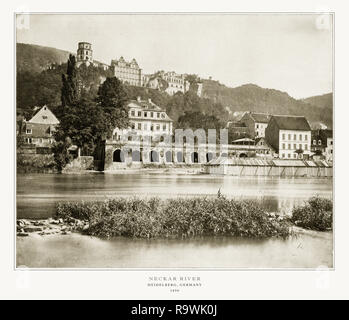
[17,14,333,99]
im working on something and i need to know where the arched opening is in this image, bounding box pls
[176,151,184,163]
[239,153,248,158]
[132,150,142,162]
[113,149,125,162]
[206,152,214,163]
[165,151,172,163]
[150,150,159,163]
[191,152,199,163]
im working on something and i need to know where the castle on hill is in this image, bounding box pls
[75,42,192,96]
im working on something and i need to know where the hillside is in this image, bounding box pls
[201,80,333,128]
[16,43,72,73]
[302,93,333,110]
[16,43,333,128]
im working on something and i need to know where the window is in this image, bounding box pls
[282,153,285,158]
[288,154,291,158]
[26,129,32,134]
[161,113,165,119]
[163,124,166,131]
[42,116,47,120]
[305,135,307,140]
[294,144,297,149]
[256,124,259,129]
[288,134,291,140]
[330,141,333,145]
[131,110,135,117]
[305,144,308,150]
[138,111,141,117]
[313,140,316,145]
[282,143,285,150]
[293,154,297,159]
[138,123,142,130]
[299,134,302,141]
[299,144,302,150]
[156,125,160,131]
[157,113,160,118]
[282,133,285,140]
[144,112,147,118]
[318,140,322,145]
[131,123,135,129]
[294,134,296,140]
[288,144,291,150]
[151,112,154,118]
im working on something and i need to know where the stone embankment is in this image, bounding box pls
[16,217,89,237]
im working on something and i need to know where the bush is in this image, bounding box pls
[291,196,333,231]
[55,195,291,239]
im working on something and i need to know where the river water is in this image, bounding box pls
[16,173,333,268]
[16,173,333,219]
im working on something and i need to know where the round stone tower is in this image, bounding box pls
[77,42,93,65]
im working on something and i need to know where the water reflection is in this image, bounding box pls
[16,173,333,219]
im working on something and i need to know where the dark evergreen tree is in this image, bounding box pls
[61,54,78,107]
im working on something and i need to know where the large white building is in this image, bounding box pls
[110,57,143,87]
[265,115,312,159]
[112,97,173,142]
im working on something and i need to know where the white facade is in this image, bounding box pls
[112,98,173,142]
[255,122,268,138]
[278,129,311,159]
[325,137,333,162]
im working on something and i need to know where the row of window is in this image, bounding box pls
[281,143,308,150]
[130,110,166,119]
[130,122,169,132]
[281,153,303,159]
[25,138,54,144]
[282,133,308,141]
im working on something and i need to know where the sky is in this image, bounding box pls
[16,14,333,99]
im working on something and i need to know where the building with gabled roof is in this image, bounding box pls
[21,106,59,148]
[110,56,143,87]
[240,111,271,138]
[112,96,173,142]
[265,115,311,159]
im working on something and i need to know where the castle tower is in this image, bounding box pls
[77,42,93,66]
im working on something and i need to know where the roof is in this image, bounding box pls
[232,138,255,143]
[24,123,56,138]
[271,115,311,131]
[244,112,270,123]
[128,99,173,122]
[28,106,60,125]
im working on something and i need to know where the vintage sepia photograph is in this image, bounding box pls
[15,13,333,269]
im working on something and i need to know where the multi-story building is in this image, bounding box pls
[240,112,270,138]
[161,71,190,95]
[265,115,311,159]
[112,97,173,142]
[110,57,143,87]
[312,129,333,162]
[20,105,59,149]
[76,42,110,70]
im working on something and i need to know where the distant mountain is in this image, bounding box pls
[201,80,333,128]
[302,93,333,110]
[16,43,72,73]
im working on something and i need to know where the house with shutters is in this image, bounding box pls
[265,115,311,160]
[240,112,271,138]
[20,106,60,150]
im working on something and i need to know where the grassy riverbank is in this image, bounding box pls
[56,195,291,239]
[291,196,333,231]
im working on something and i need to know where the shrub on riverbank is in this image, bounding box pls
[17,153,56,173]
[291,196,333,231]
[55,196,291,239]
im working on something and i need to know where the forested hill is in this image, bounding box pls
[16,43,333,128]
[201,80,333,128]
[302,93,333,110]
[17,43,72,73]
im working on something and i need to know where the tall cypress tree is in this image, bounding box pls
[61,54,78,107]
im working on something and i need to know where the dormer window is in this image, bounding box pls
[318,140,322,145]
[161,113,165,119]
[313,140,316,145]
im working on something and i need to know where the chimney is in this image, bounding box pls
[137,96,141,102]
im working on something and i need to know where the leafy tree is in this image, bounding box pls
[96,77,129,137]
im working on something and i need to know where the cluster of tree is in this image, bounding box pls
[52,55,129,171]
[201,81,333,128]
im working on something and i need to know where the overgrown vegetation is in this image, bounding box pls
[291,196,333,231]
[17,154,56,173]
[55,195,291,239]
